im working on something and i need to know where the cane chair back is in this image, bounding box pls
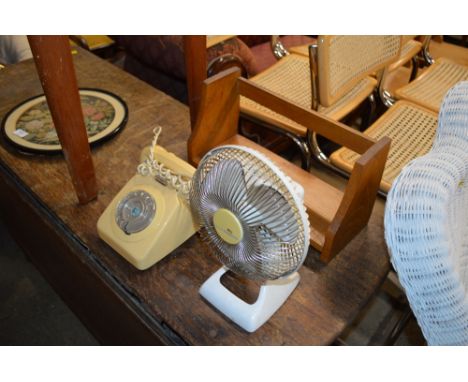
[317,35,402,107]
[240,54,377,137]
[384,81,468,345]
[290,35,414,67]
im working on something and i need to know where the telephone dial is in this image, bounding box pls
[97,127,198,270]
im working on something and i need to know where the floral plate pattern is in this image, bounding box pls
[1,89,127,154]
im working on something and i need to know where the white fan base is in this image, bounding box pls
[200,266,300,333]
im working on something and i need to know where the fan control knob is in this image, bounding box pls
[116,190,156,234]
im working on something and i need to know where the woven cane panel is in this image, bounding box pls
[330,101,438,193]
[240,55,376,135]
[318,77,376,119]
[396,58,468,112]
[240,55,310,136]
[247,55,312,110]
[319,35,401,106]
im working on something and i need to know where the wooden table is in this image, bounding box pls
[0,48,390,345]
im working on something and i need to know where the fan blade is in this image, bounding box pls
[200,159,247,212]
[242,184,299,243]
[195,158,248,217]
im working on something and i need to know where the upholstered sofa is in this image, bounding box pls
[111,35,315,103]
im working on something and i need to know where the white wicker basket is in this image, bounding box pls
[385,81,468,345]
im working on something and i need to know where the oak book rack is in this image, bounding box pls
[188,68,391,263]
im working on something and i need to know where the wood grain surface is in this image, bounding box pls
[0,48,390,345]
[183,36,207,130]
[28,36,98,204]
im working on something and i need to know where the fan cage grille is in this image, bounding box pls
[190,146,309,281]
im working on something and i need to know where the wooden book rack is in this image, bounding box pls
[188,68,390,263]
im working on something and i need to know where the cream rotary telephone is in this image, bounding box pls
[97,127,198,270]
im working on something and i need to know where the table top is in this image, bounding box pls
[0,48,390,345]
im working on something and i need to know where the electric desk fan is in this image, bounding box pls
[190,145,310,332]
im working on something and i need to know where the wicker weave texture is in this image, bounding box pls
[240,55,311,136]
[396,58,468,112]
[330,101,438,192]
[435,79,468,151]
[240,54,376,135]
[244,55,311,110]
[385,81,468,345]
[318,36,401,106]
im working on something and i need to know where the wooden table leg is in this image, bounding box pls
[27,35,97,204]
[183,36,207,130]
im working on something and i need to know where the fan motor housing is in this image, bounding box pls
[213,208,243,245]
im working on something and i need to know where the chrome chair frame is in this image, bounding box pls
[240,113,312,170]
[307,42,378,175]
[241,36,313,170]
[271,35,290,60]
[378,36,434,108]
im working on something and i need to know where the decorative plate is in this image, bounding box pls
[1,88,128,154]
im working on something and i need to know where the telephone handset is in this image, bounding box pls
[97,127,198,270]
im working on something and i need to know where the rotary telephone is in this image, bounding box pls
[97,127,198,270]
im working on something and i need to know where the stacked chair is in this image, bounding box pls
[378,35,425,107]
[384,81,468,345]
[332,37,468,193]
[240,36,402,170]
[394,57,468,112]
[241,35,468,194]
[393,36,468,113]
